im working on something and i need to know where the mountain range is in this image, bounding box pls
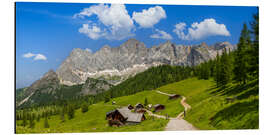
[16,38,235,108]
[56,38,235,86]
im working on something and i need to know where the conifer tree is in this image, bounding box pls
[29,115,35,129]
[250,13,259,78]
[144,98,148,106]
[22,116,27,127]
[67,104,75,119]
[220,49,232,86]
[214,53,221,87]
[234,23,251,84]
[44,117,49,128]
[81,102,89,113]
[37,114,40,122]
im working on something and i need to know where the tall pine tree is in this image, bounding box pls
[249,13,259,78]
[220,49,232,86]
[214,53,222,87]
[234,23,251,84]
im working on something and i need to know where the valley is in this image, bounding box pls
[15,3,259,134]
[16,77,258,133]
[15,13,259,133]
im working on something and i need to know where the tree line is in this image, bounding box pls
[195,13,259,88]
[16,12,258,129]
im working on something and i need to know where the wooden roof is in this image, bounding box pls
[154,104,165,108]
[117,107,144,123]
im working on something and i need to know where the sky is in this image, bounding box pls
[15,2,258,88]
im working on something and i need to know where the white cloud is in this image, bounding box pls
[74,4,134,40]
[173,18,230,40]
[132,6,166,28]
[23,53,35,58]
[22,53,47,61]
[85,48,92,53]
[150,29,172,40]
[34,54,47,61]
[79,24,106,40]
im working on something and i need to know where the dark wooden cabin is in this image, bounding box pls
[127,104,134,110]
[106,107,146,126]
[153,104,165,112]
[135,103,145,113]
[106,110,126,127]
[169,94,181,100]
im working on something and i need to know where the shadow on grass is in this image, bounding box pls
[221,80,258,97]
[209,99,259,129]
[207,79,258,99]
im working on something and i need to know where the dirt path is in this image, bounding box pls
[145,110,167,119]
[156,90,174,96]
[165,118,197,130]
[155,90,197,130]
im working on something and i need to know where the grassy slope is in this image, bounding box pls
[16,104,168,133]
[16,90,183,133]
[16,77,258,133]
[157,78,259,129]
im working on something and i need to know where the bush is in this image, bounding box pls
[44,117,49,128]
[81,102,89,113]
[67,104,75,119]
[144,98,148,106]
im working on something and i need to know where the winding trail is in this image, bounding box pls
[150,90,197,130]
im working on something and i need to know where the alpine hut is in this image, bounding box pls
[106,107,146,126]
[153,104,165,112]
[134,103,145,113]
[169,94,181,100]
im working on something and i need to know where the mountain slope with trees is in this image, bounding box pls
[16,12,259,133]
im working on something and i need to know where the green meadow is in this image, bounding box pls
[16,77,258,133]
[158,78,259,129]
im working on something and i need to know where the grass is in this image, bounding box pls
[105,90,184,117]
[16,102,169,133]
[16,77,258,133]
[157,78,259,130]
[16,90,178,133]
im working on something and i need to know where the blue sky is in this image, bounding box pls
[16,2,258,88]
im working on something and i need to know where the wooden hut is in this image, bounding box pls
[106,107,146,126]
[106,110,126,127]
[153,104,165,112]
[169,94,181,100]
[118,107,146,125]
[127,104,134,110]
[134,103,145,113]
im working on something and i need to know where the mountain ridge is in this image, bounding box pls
[56,39,235,86]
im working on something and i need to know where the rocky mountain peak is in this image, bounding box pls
[19,70,60,106]
[71,48,83,54]
[99,45,111,53]
[200,42,208,48]
[56,39,235,86]
[44,69,57,78]
[121,38,145,49]
[160,40,174,49]
[36,70,59,87]
[125,38,140,44]
[212,42,233,50]
[101,45,111,50]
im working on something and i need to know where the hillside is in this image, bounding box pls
[17,75,113,109]
[16,65,193,109]
[16,90,176,133]
[157,78,258,129]
[106,65,193,98]
[16,77,258,133]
